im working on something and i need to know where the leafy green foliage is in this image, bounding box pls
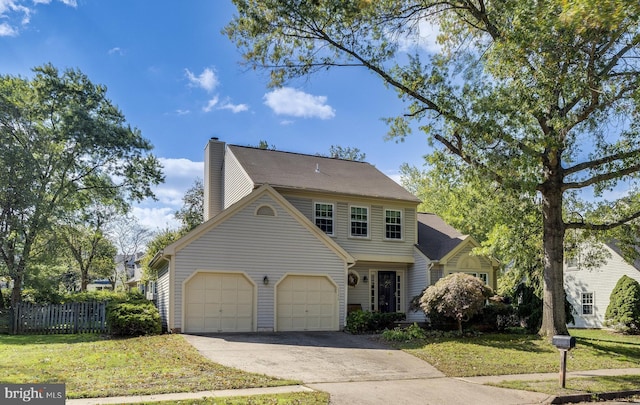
[421,273,491,334]
[140,228,181,283]
[381,322,427,342]
[0,64,164,306]
[605,275,640,334]
[345,310,405,334]
[174,178,204,233]
[107,301,162,336]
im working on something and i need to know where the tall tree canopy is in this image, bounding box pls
[0,64,164,306]
[227,0,640,336]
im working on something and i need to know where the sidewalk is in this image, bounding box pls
[458,367,640,385]
[65,368,640,405]
[66,385,313,405]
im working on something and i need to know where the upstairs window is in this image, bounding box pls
[314,203,334,235]
[582,292,594,315]
[385,209,402,240]
[350,206,369,237]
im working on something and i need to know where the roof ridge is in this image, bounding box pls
[228,144,370,164]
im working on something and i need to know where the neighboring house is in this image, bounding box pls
[151,138,498,333]
[565,243,640,328]
[122,253,145,292]
[87,279,112,292]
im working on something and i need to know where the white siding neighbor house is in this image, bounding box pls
[151,138,498,333]
[565,243,640,329]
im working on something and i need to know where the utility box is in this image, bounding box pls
[552,335,576,350]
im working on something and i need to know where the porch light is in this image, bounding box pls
[263,275,269,285]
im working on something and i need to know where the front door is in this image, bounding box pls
[377,271,397,313]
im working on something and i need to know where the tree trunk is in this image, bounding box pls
[539,183,569,337]
[10,272,22,308]
[80,268,88,291]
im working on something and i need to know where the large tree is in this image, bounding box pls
[0,64,164,307]
[227,0,640,336]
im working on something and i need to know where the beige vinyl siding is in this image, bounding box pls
[565,244,640,328]
[281,191,417,261]
[444,244,496,290]
[286,196,313,219]
[172,193,347,331]
[224,149,254,209]
[406,250,429,323]
[156,264,170,331]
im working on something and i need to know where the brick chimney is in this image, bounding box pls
[204,137,225,221]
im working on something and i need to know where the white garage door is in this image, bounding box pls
[184,272,254,333]
[277,275,337,331]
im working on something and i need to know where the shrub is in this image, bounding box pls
[381,323,427,342]
[107,300,161,336]
[605,275,640,334]
[421,273,491,335]
[345,310,405,334]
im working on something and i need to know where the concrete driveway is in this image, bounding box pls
[183,332,551,405]
[183,331,443,383]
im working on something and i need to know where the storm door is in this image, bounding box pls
[377,271,397,313]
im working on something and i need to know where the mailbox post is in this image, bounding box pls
[552,335,576,388]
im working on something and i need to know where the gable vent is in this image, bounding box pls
[256,205,276,216]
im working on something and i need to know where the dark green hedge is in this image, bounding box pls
[345,311,406,334]
[107,300,162,336]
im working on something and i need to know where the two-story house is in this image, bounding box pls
[151,138,498,333]
[565,242,640,328]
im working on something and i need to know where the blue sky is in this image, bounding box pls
[1,0,434,230]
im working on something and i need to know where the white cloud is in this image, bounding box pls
[131,206,180,232]
[131,158,203,231]
[185,67,219,92]
[218,100,249,113]
[263,87,335,119]
[1,0,75,36]
[108,47,124,56]
[394,19,442,54]
[175,109,190,116]
[0,22,17,36]
[203,96,219,112]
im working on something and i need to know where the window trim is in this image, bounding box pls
[349,205,370,238]
[384,208,403,241]
[314,201,335,236]
[581,292,594,316]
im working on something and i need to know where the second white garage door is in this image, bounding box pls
[184,272,254,333]
[276,275,337,331]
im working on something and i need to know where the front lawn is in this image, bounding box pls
[0,334,297,399]
[387,329,640,377]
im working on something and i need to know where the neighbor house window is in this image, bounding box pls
[385,209,402,240]
[350,206,368,237]
[582,292,594,315]
[314,203,334,235]
[477,273,489,285]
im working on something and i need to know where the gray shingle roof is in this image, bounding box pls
[416,212,466,260]
[228,145,421,203]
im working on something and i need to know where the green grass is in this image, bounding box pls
[0,334,297,399]
[386,329,640,377]
[493,375,640,396]
[138,392,330,404]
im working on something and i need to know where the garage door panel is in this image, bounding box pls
[277,275,337,332]
[185,272,254,333]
